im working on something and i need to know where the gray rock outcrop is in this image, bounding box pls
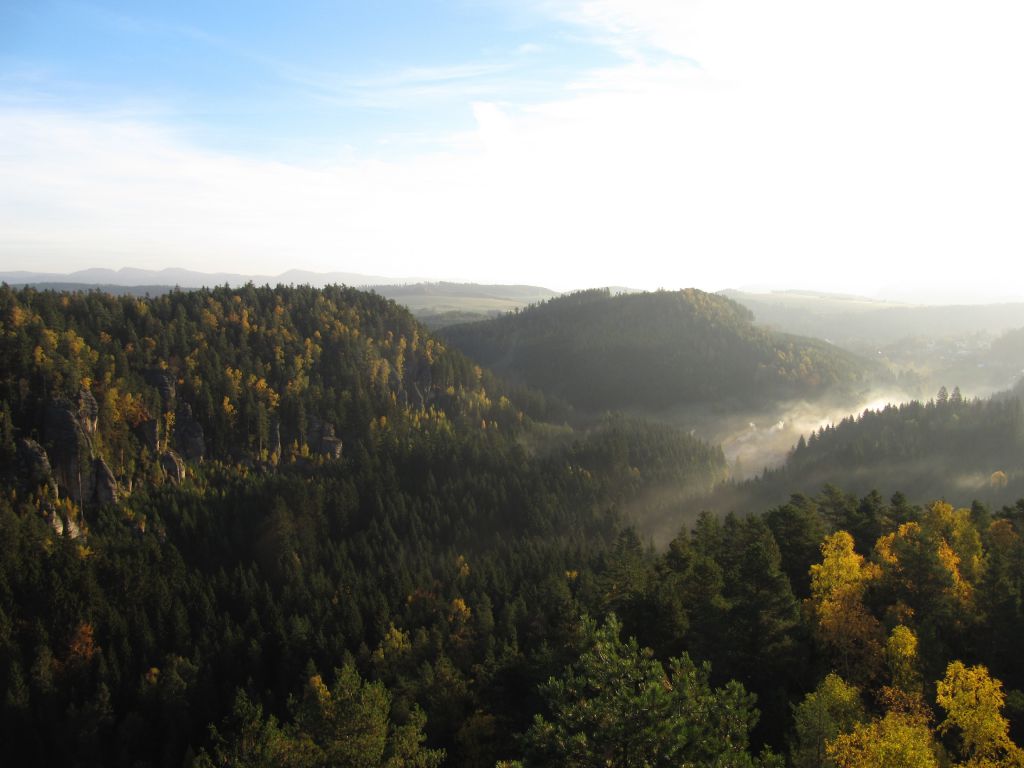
[268,415,282,458]
[92,458,119,505]
[144,369,175,413]
[160,450,186,484]
[44,399,94,503]
[308,417,343,458]
[174,403,205,461]
[133,418,159,452]
[77,389,99,434]
[17,438,54,491]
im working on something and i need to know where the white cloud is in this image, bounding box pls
[3,1,1023,299]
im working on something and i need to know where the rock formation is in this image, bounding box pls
[92,458,119,505]
[308,416,343,458]
[133,418,159,452]
[268,415,282,458]
[174,403,205,461]
[44,399,94,503]
[144,369,175,413]
[160,450,186,484]
[17,438,55,493]
[77,389,99,434]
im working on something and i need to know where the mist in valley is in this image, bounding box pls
[620,314,1024,546]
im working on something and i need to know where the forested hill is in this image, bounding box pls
[441,288,878,414]
[4,283,1024,766]
[0,281,538,484]
[701,382,1024,516]
[0,282,733,765]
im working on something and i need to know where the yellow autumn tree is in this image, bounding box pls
[923,501,984,592]
[875,624,932,725]
[936,661,1024,766]
[886,625,922,694]
[874,506,981,635]
[808,531,884,681]
[827,711,939,768]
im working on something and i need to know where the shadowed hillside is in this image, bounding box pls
[442,288,880,414]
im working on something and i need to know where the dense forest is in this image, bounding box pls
[441,289,879,414]
[2,282,1024,767]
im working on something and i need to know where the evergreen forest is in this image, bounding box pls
[3,283,1024,767]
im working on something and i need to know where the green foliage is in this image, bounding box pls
[196,665,443,768]
[790,674,866,768]
[3,282,1024,767]
[520,614,777,768]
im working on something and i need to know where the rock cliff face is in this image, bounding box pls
[320,435,343,459]
[77,389,99,435]
[268,415,282,458]
[41,398,120,505]
[144,369,176,413]
[174,403,205,461]
[93,458,119,505]
[17,438,54,491]
[160,450,186,484]
[44,399,94,503]
[308,417,343,459]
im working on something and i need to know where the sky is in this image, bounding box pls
[1,0,1023,300]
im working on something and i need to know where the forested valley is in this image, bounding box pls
[3,283,1024,767]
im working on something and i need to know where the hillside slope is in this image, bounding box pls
[442,288,879,414]
[0,283,729,764]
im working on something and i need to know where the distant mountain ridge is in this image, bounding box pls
[0,266,418,288]
[0,268,566,329]
[723,288,1024,345]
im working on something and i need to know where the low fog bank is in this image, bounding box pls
[663,387,919,481]
[634,379,1024,547]
[623,388,916,545]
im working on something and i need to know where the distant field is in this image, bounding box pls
[371,281,559,322]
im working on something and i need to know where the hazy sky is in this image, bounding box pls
[2,1,1023,299]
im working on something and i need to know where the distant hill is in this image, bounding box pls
[0,266,417,289]
[0,270,562,329]
[722,289,1024,346]
[722,289,1024,397]
[441,288,880,414]
[370,281,559,327]
[0,282,180,297]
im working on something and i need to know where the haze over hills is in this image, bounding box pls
[441,287,884,416]
[0,268,563,327]
[725,289,1024,398]
[366,282,560,328]
[724,289,1024,347]
[0,267,417,289]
